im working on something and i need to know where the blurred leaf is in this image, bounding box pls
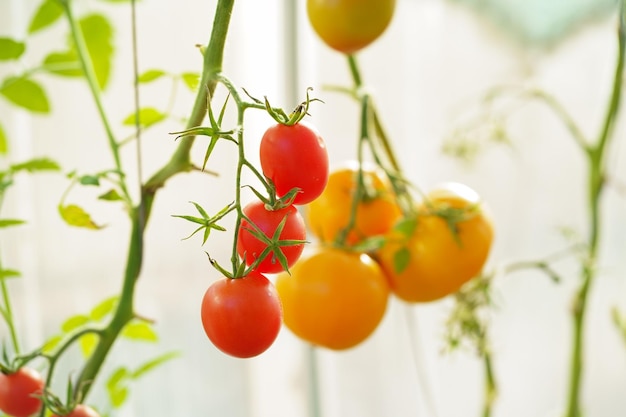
[11,157,60,173]
[43,50,82,77]
[132,351,179,379]
[79,333,98,357]
[181,72,200,91]
[107,367,130,408]
[0,38,25,61]
[28,0,64,34]
[80,14,114,89]
[0,219,26,228]
[122,107,166,128]
[0,269,20,279]
[90,296,118,321]
[58,204,104,230]
[98,189,122,201]
[394,217,417,238]
[42,334,63,354]
[61,314,90,333]
[138,69,166,83]
[393,247,411,274]
[0,77,50,113]
[0,123,8,154]
[121,321,158,342]
[79,175,100,186]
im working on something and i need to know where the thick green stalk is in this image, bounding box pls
[482,351,496,417]
[70,0,236,403]
[564,5,625,416]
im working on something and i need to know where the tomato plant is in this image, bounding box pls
[200,272,283,358]
[306,163,402,245]
[259,122,329,205]
[0,367,45,417]
[307,0,397,54]
[236,200,306,273]
[276,247,389,350]
[51,405,100,417]
[377,182,494,302]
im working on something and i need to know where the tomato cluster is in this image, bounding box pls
[275,165,494,350]
[200,121,329,358]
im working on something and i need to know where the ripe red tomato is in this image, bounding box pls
[237,200,306,274]
[201,272,282,358]
[52,404,100,417]
[307,0,397,54]
[260,122,329,205]
[0,367,45,417]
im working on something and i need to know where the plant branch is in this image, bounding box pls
[70,0,236,403]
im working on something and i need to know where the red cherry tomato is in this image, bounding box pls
[237,200,306,274]
[200,272,283,358]
[260,122,329,205]
[0,367,45,417]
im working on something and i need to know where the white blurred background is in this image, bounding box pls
[1,0,625,416]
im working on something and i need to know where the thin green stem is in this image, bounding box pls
[482,350,497,417]
[0,273,20,355]
[60,0,131,203]
[565,4,625,416]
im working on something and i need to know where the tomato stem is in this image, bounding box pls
[564,4,625,417]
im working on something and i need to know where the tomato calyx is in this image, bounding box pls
[264,87,322,126]
[173,201,236,245]
[238,209,308,275]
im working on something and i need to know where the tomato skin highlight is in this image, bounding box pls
[260,123,329,205]
[306,163,402,245]
[377,183,494,302]
[307,0,397,54]
[52,405,100,417]
[0,367,45,417]
[276,247,389,350]
[201,272,282,358]
[237,200,306,274]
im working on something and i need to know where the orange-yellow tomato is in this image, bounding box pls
[377,182,494,302]
[276,247,389,350]
[307,0,397,54]
[306,164,402,246]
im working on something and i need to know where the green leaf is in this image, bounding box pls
[0,219,26,228]
[80,14,114,89]
[121,321,158,342]
[0,38,25,61]
[138,69,166,83]
[90,296,118,321]
[28,0,64,34]
[0,76,50,113]
[0,269,21,279]
[79,333,98,357]
[0,123,8,154]
[122,107,166,128]
[106,367,130,408]
[394,217,417,238]
[58,204,104,230]
[79,175,100,186]
[10,157,60,173]
[181,72,200,91]
[41,334,63,354]
[98,189,123,201]
[61,314,90,333]
[393,247,411,274]
[43,50,82,77]
[131,351,180,379]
